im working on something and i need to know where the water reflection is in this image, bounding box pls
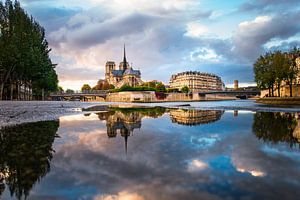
[169,109,224,126]
[0,121,59,200]
[1,108,300,200]
[253,112,300,148]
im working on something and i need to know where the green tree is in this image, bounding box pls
[254,53,275,96]
[81,84,91,92]
[181,86,189,93]
[285,47,300,97]
[273,51,289,97]
[65,89,74,94]
[155,82,166,92]
[0,0,58,100]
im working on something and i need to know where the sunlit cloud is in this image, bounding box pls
[94,191,145,200]
[187,159,209,173]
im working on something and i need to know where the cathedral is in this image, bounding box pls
[105,45,143,88]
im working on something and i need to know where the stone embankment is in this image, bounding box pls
[257,97,300,106]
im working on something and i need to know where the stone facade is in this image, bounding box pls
[105,46,143,88]
[169,71,225,92]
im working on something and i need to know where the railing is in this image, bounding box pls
[50,90,108,95]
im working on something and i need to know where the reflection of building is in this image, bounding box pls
[97,110,142,153]
[169,109,224,126]
[169,71,225,92]
[293,114,300,143]
[105,45,143,88]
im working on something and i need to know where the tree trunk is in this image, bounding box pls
[268,87,271,97]
[0,83,4,100]
[42,88,44,101]
[10,82,14,100]
[289,81,293,97]
[271,85,274,97]
[277,83,280,97]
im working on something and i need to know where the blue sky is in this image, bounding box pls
[16,0,300,89]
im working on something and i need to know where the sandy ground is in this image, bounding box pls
[1,100,300,127]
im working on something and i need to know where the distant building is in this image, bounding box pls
[105,45,143,88]
[169,71,225,92]
[234,80,239,90]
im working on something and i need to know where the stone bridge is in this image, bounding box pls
[50,91,108,101]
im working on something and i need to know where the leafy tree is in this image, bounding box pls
[254,49,300,97]
[0,0,58,100]
[254,53,275,96]
[81,84,91,92]
[285,47,300,97]
[181,86,189,93]
[58,86,64,93]
[92,79,111,90]
[65,89,74,94]
[273,51,289,97]
[155,82,166,92]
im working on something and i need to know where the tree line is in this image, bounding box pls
[0,0,58,100]
[254,47,300,97]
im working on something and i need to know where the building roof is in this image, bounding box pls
[123,68,141,76]
[111,70,124,77]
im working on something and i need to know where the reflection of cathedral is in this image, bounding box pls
[169,109,224,126]
[105,45,143,88]
[97,111,142,153]
[96,108,226,153]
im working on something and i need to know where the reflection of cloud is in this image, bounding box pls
[236,167,265,177]
[27,111,300,200]
[187,159,208,173]
[95,191,145,200]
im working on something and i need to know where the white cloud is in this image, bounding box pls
[190,47,222,62]
[239,15,271,28]
[184,22,209,38]
[187,159,209,173]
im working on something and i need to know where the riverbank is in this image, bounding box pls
[1,100,300,128]
[256,97,300,106]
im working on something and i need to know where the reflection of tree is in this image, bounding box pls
[0,121,59,199]
[169,109,224,126]
[253,112,299,147]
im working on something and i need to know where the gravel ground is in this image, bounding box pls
[1,100,300,127]
[0,101,100,127]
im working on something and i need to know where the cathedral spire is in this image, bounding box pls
[123,44,127,70]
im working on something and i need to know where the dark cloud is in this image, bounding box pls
[25,6,81,32]
[239,0,300,12]
[232,11,300,62]
[50,12,157,48]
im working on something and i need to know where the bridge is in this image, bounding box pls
[198,90,261,99]
[50,90,108,101]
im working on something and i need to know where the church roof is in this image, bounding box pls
[123,68,141,76]
[111,70,124,76]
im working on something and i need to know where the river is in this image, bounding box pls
[0,103,300,200]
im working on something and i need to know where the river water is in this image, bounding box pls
[1,106,300,200]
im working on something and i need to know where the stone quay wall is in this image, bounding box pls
[106,91,236,102]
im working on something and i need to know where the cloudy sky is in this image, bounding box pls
[18,0,300,90]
